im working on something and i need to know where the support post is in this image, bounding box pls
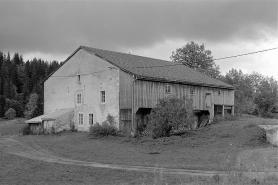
[131,75,136,136]
[231,106,235,115]
[210,104,214,121]
[222,105,225,117]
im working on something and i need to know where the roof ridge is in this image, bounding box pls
[81,45,174,64]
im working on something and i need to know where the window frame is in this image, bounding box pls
[165,84,171,94]
[190,88,194,97]
[76,93,82,105]
[89,114,93,125]
[218,90,221,96]
[78,113,84,126]
[100,91,105,103]
[77,75,81,83]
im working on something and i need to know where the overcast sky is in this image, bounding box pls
[1,0,277,79]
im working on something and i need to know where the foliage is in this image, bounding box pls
[211,114,239,124]
[146,97,194,139]
[89,115,118,137]
[254,77,278,117]
[0,51,61,118]
[89,123,118,137]
[70,124,77,132]
[0,95,5,117]
[50,125,55,134]
[4,98,24,117]
[24,93,39,119]
[102,114,116,127]
[21,124,31,135]
[171,41,220,78]
[221,69,278,118]
[4,108,16,119]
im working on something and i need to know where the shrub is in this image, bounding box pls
[89,115,118,138]
[212,114,239,124]
[21,124,31,135]
[89,123,117,137]
[70,124,77,132]
[50,125,55,134]
[103,114,116,126]
[146,97,194,139]
[4,108,16,119]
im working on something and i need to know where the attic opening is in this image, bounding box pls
[77,75,81,83]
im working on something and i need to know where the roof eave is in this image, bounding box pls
[43,46,83,83]
[136,76,234,90]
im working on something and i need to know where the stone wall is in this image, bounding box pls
[44,49,120,131]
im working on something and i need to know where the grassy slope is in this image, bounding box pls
[1,115,278,185]
[0,118,27,136]
[12,116,276,171]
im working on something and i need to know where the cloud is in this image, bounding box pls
[0,0,277,55]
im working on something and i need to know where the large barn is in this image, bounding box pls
[26,46,234,135]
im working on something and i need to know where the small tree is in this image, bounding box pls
[171,42,220,78]
[147,97,194,138]
[5,108,16,119]
[24,93,39,119]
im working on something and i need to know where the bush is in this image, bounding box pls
[212,114,239,124]
[89,123,117,137]
[21,125,31,135]
[146,97,194,139]
[89,115,118,138]
[4,108,16,119]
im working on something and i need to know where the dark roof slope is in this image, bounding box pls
[81,46,233,89]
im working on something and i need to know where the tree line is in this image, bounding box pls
[172,42,278,118]
[0,51,60,118]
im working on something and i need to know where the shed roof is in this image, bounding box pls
[25,108,73,124]
[46,46,233,89]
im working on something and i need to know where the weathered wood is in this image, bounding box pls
[119,71,234,134]
[119,71,133,109]
[119,109,132,135]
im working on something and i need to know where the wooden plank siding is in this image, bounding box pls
[119,71,234,111]
[133,80,234,111]
[119,70,234,135]
[119,70,133,109]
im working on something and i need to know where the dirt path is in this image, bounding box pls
[0,137,277,179]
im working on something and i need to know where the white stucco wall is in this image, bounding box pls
[44,49,120,131]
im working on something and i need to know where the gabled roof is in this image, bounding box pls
[81,46,233,89]
[45,46,233,89]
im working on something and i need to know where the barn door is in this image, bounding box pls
[205,93,212,109]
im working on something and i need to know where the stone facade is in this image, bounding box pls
[44,49,120,131]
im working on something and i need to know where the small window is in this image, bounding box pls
[190,88,194,96]
[218,90,221,95]
[89,114,93,125]
[78,113,83,125]
[77,75,81,83]
[101,91,105,103]
[165,84,171,94]
[77,93,82,104]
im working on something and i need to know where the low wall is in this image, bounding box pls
[258,125,278,147]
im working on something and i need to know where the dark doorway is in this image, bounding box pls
[135,108,152,133]
[214,105,223,116]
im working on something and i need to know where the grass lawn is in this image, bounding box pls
[10,115,278,171]
[0,117,27,136]
[1,115,278,184]
[1,147,277,185]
